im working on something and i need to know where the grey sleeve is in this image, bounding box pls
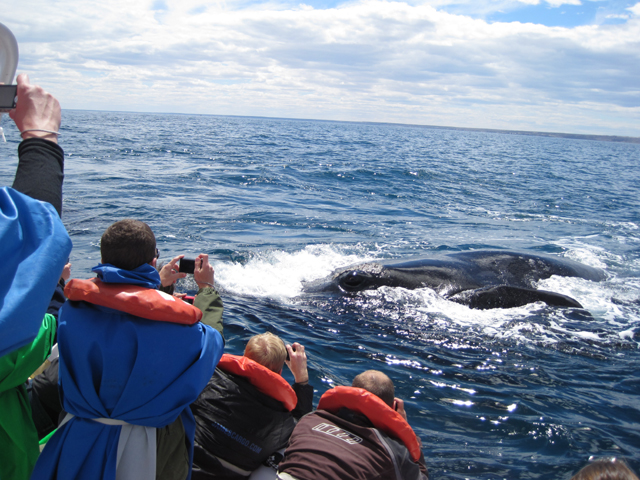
[380,433,429,480]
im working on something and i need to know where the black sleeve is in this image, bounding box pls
[291,382,314,420]
[12,138,65,217]
[46,280,66,320]
[30,357,64,436]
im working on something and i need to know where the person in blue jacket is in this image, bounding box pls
[0,73,71,358]
[0,73,72,480]
[32,219,225,480]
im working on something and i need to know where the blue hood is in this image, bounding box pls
[92,263,161,289]
[0,187,72,358]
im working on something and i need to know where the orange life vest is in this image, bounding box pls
[217,354,297,412]
[64,278,203,325]
[317,386,422,462]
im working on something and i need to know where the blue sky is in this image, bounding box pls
[455,0,636,26]
[2,0,639,136]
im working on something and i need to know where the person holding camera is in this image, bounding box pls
[277,370,429,480]
[191,332,313,479]
[0,73,71,480]
[32,219,224,480]
[1,72,70,356]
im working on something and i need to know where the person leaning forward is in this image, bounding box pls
[277,369,429,480]
[31,219,225,480]
[191,332,314,479]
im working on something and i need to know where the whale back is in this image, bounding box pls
[451,251,606,286]
[305,251,605,301]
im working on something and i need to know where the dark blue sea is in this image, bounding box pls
[2,111,639,479]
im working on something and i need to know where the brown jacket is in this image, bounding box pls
[277,408,428,480]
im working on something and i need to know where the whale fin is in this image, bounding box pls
[448,285,584,310]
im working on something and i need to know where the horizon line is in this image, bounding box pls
[62,109,640,145]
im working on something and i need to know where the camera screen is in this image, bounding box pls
[0,86,17,109]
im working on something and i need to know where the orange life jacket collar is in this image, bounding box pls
[217,354,297,411]
[64,278,203,325]
[317,386,422,462]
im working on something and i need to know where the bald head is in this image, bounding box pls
[352,370,395,407]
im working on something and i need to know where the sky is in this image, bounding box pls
[2,0,639,136]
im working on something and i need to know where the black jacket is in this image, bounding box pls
[191,367,313,479]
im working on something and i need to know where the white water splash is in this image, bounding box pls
[211,243,640,346]
[214,244,377,300]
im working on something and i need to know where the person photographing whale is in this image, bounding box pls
[191,332,314,479]
[31,219,225,480]
[27,251,222,444]
[277,369,429,480]
[0,71,72,480]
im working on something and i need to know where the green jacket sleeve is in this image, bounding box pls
[0,313,57,393]
[0,314,57,480]
[194,287,224,341]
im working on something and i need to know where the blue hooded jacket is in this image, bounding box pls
[31,264,224,480]
[0,187,72,358]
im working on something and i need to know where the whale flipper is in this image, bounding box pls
[448,285,584,310]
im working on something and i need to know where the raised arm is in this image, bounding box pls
[193,254,224,340]
[286,342,313,418]
[9,74,64,216]
[286,343,309,385]
[392,397,429,480]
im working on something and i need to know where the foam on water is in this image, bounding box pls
[211,242,638,348]
[214,244,376,299]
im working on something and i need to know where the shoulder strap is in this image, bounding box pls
[218,354,297,411]
[318,386,422,462]
[64,278,202,325]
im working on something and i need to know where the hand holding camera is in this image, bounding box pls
[8,74,61,143]
[160,253,214,293]
[286,342,309,385]
[193,254,214,290]
[393,398,408,421]
[159,255,188,287]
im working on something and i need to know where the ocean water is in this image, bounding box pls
[1,111,639,479]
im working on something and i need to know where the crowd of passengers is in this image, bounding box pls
[0,75,637,480]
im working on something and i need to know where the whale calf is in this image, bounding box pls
[304,251,606,310]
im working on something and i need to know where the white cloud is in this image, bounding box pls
[544,0,581,7]
[2,0,639,136]
[629,2,640,15]
[404,0,584,13]
[536,0,585,4]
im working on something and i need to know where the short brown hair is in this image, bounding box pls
[352,370,395,407]
[100,219,156,271]
[570,458,639,480]
[244,332,287,373]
